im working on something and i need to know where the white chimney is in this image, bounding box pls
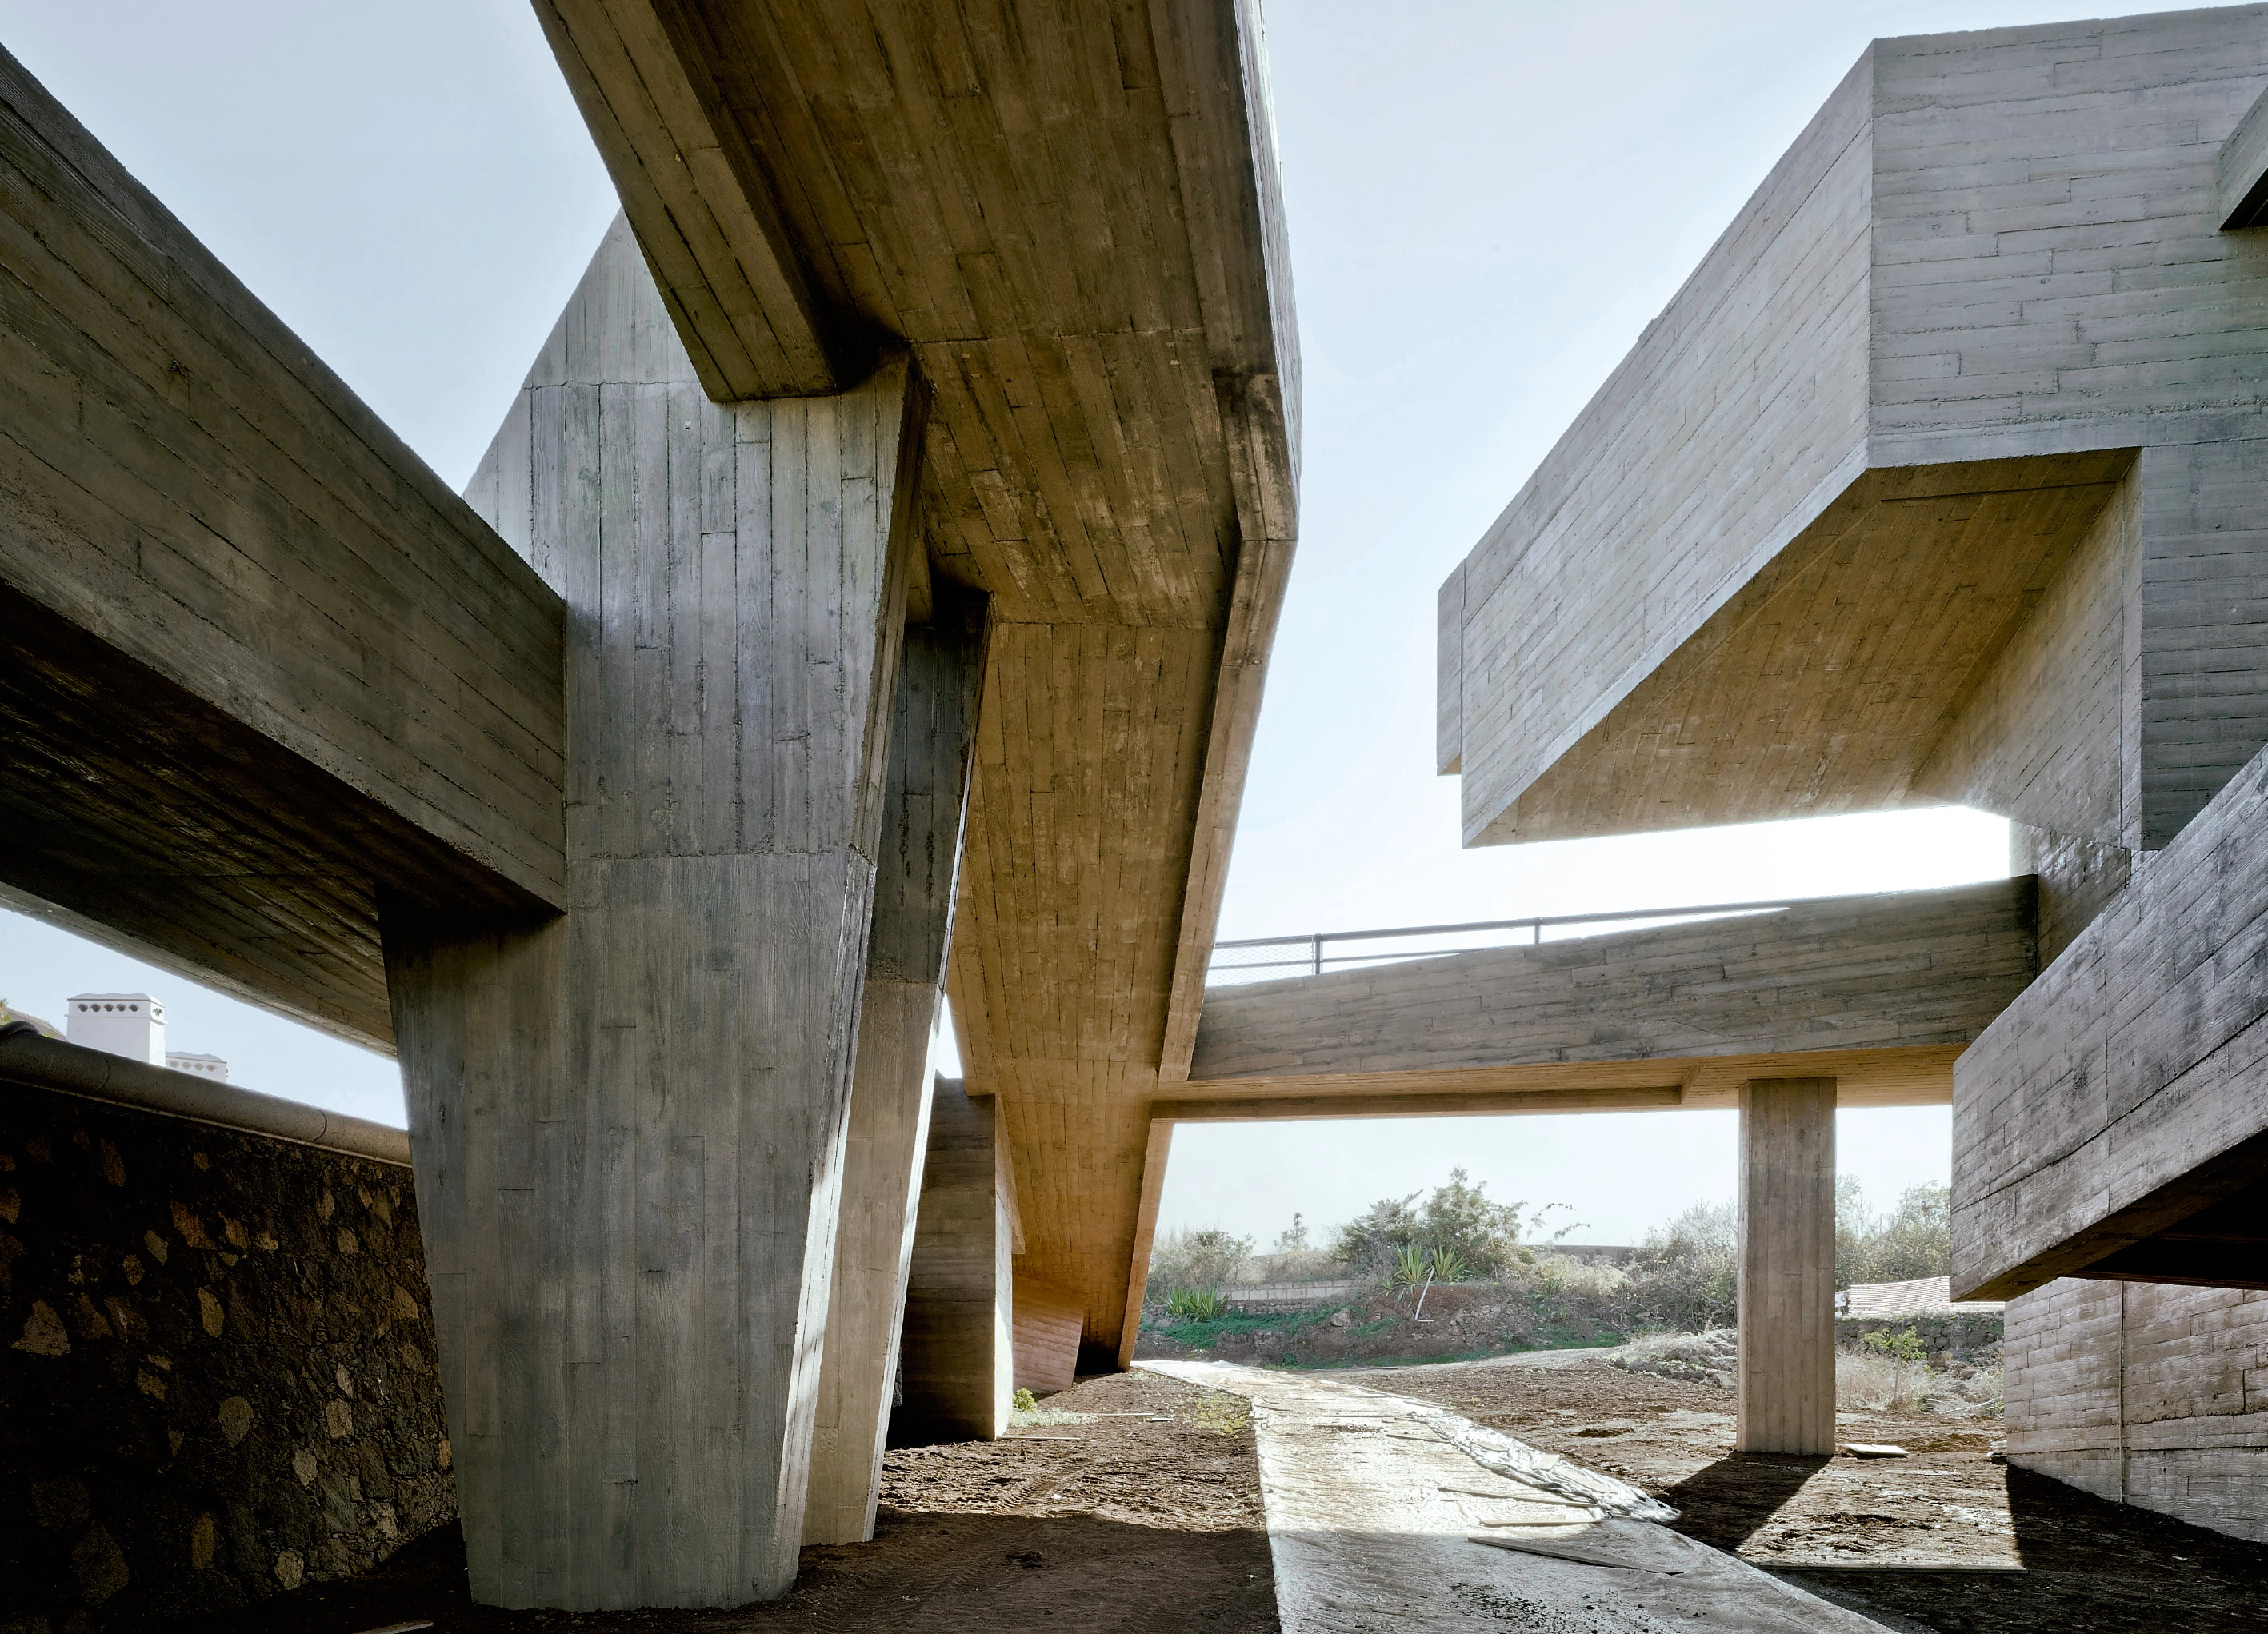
[165,1051,230,1083]
[66,993,166,1065]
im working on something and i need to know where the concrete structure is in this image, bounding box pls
[0,0,1297,1608]
[1737,1078,1838,1455]
[892,1077,1017,1447]
[1130,876,2034,1406]
[805,613,985,1548]
[1437,4,2268,1535]
[2005,1278,2268,1542]
[64,993,164,1065]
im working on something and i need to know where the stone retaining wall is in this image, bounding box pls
[0,1081,452,1630]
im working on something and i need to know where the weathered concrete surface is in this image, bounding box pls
[806,609,986,1548]
[0,44,566,1049]
[1143,1360,1885,1633]
[390,223,919,1609]
[2006,1278,2268,1544]
[1953,733,2268,1301]
[894,1077,1015,1447]
[0,1080,450,1630]
[1738,1078,1838,1456]
[525,0,1304,1365]
[1186,880,2037,1109]
[1442,10,2268,862]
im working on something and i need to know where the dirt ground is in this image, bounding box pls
[1369,1351,2268,1633]
[167,1371,1277,1634]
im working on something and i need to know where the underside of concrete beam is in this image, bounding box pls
[0,44,568,1049]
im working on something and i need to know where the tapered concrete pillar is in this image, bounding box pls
[382,219,923,1609]
[892,1077,1017,1444]
[1737,1077,1838,1455]
[803,607,986,1546]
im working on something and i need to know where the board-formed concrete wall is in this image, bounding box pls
[0,1082,450,1630]
[1443,7,2268,857]
[2006,1278,2268,1543]
[1953,730,2268,1300]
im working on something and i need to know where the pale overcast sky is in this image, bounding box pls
[0,0,2187,1244]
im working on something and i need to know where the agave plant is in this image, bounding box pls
[1391,1243,1431,1288]
[1429,1245,1469,1284]
[1166,1286,1226,1321]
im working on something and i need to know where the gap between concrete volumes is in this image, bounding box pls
[1142,1360,1890,1632]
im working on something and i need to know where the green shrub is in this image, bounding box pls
[1862,1325,1928,1364]
[1012,1387,1038,1412]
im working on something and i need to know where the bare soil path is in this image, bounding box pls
[166,1371,1277,1634]
[1361,1352,2268,1632]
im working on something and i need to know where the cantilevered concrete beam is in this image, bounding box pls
[1738,1077,1838,1456]
[530,0,848,399]
[0,46,565,1048]
[806,606,986,1548]
[1954,734,2268,1302]
[390,223,921,1609]
[1441,18,2268,863]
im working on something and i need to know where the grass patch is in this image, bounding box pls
[1145,1304,1338,1351]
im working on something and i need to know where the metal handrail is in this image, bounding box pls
[1209,896,1803,978]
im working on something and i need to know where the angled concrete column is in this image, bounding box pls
[1737,1077,1838,1455]
[804,605,986,1546]
[892,1077,1016,1445]
[382,220,922,1609]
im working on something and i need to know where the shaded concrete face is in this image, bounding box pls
[0,45,565,1050]
[386,224,921,1610]
[806,613,987,1548]
[1954,733,2268,1303]
[2006,1277,2268,1544]
[894,1077,1015,1446]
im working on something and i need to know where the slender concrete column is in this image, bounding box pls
[382,220,923,1609]
[804,607,986,1546]
[892,1077,1016,1444]
[1737,1077,1838,1455]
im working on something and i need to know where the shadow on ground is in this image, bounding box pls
[166,1508,1278,1634]
[1765,1468,2268,1634]
[1659,1453,1832,1549]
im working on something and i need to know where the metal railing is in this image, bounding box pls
[1206,896,1808,986]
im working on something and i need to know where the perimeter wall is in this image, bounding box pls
[0,1081,451,1630]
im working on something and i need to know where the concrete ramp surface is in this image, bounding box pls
[1143,1360,1887,1632]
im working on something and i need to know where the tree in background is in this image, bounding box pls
[1146,1226,1255,1300]
[1330,1168,1565,1281]
[1838,1179,1951,1287]
[1627,1198,1737,1332]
